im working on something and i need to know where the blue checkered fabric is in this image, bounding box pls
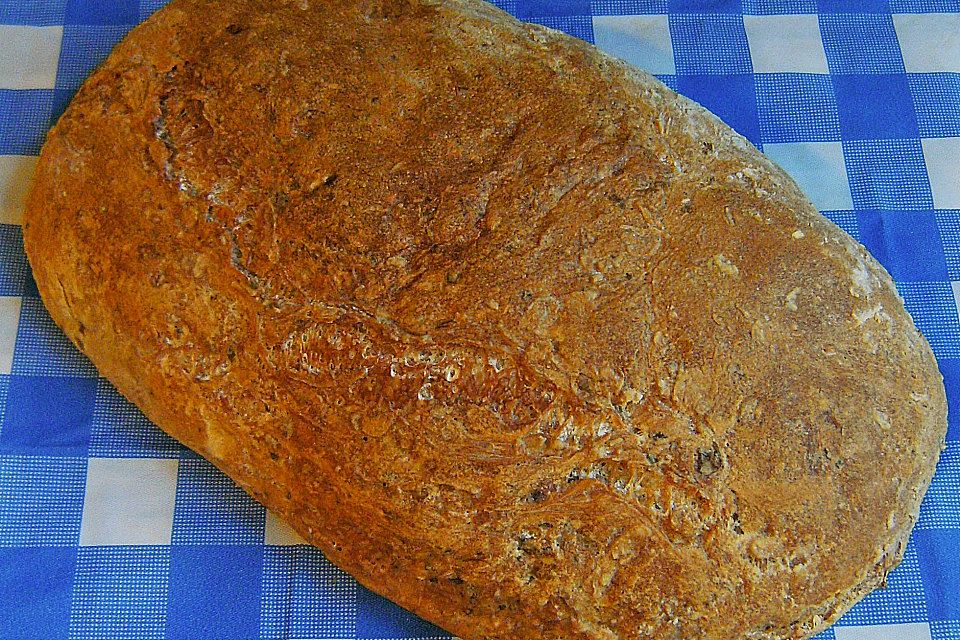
[0,0,958,638]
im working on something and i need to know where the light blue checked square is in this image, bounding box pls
[890,0,960,9]
[741,0,817,13]
[590,0,669,14]
[917,441,960,530]
[935,210,960,280]
[0,376,9,428]
[0,454,86,546]
[488,0,520,14]
[0,89,54,155]
[757,74,841,143]
[909,74,960,139]
[898,281,960,359]
[0,224,28,296]
[11,296,97,377]
[669,13,752,74]
[138,0,170,20]
[70,545,170,640]
[55,24,132,93]
[357,585,451,639]
[0,0,67,26]
[171,457,265,546]
[527,14,595,40]
[821,210,860,239]
[261,546,357,640]
[843,138,934,210]
[819,14,906,74]
[837,541,930,626]
[931,619,960,640]
[88,378,182,459]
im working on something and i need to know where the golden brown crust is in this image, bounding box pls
[24,0,946,638]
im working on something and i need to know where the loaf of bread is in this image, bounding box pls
[24,0,946,637]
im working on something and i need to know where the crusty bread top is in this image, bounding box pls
[24,0,946,638]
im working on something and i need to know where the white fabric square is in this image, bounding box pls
[264,510,307,545]
[592,15,675,75]
[0,296,21,375]
[0,26,63,90]
[951,282,960,318]
[80,458,179,546]
[764,142,853,210]
[743,15,829,74]
[894,14,960,73]
[922,137,960,208]
[0,155,37,225]
[835,623,933,640]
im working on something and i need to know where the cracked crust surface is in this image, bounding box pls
[23,0,946,638]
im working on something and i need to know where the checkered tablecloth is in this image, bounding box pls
[0,0,958,638]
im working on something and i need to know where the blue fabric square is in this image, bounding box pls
[172,458,265,545]
[897,281,960,359]
[668,0,742,12]
[590,0,668,13]
[835,541,930,626]
[742,0,817,12]
[0,375,9,425]
[822,210,860,240]
[910,73,960,139]
[942,211,960,280]
[1,376,96,455]
[757,74,841,143]
[51,88,77,127]
[0,0,66,25]
[528,15,594,40]
[890,0,960,9]
[915,528,960,620]
[818,0,890,11]
[0,547,75,640]
[0,225,29,297]
[0,455,86,546]
[669,14,752,75]
[56,25,132,93]
[11,297,98,377]
[677,74,760,145]
[656,73,679,91]
[930,620,960,640]
[64,0,138,25]
[937,360,960,440]
[843,138,933,210]
[70,546,169,640]
[856,210,948,280]
[168,546,263,640]
[138,0,171,20]
[357,585,450,639]
[820,14,904,74]
[22,268,39,298]
[515,0,589,17]
[833,74,918,140]
[88,378,182,458]
[0,89,54,156]
[260,547,356,639]
[918,441,959,527]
